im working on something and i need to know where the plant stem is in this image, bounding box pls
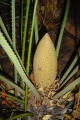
[56,0,70,57]
[26,0,38,74]
[0,75,25,95]
[22,0,30,63]
[24,0,38,114]
[52,77,80,101]
[60,52,79,85]
[60,65,79,88]
[6,112,34,120]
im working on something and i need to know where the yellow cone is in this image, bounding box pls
[33,33,57,89]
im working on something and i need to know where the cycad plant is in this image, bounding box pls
[0,0,80,119]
